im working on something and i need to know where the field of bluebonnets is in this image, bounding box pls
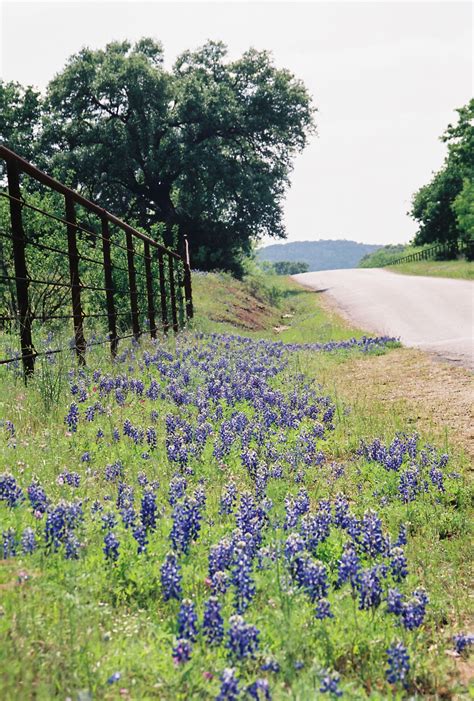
[0,280,473,700]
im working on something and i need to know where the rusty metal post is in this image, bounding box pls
[168,253,179,333]
[125,230,140,339]
[143,241,157,339]
[101,215,118,356]
[183,234,193,320]
[6,159,35,377]
[65,194,86,365]
[157,249,169,333]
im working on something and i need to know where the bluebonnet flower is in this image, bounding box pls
[284,533,305,561]
[0,473,24,507]
[386,642,410,685]
[291,553,328,602]
[21,527,37,554]
[227,615,260,659]
[361,509,386,557]
[65,532,80,559]
[107,672,121,684]
[5,419,15,437]
[319,669,342,696]
[429,466,445,492]
[358,566,383,610]
[203,596,224,645]
[141,488,157,530]
[398,468,423,503]
[315,598,334,620]
[27,481,47,514]
[300,510,331,553]
[336,546,360,589]
[216,668,240,701]
[453,633,474,654]
[260,658,280,673]
[172,638,192,664]
[211,570,231,596]
[103,532,119,562]
[246,679,271,700]
[133,525,148,554]
[112,428,120,442]
[209,539,234,576]
[3,528,16,558]
[81,451,91,463]
[65,403,79,432]
[386,588,404,615]
[220,480,238,515]
[389,547,408,582]
[177,599,199,641]
[231,540,256,613]
[394,524,407,547]
[104,461,124,482]
[170,497,203,554]
[146,427,157,450]
[333,494,350,528]
[401,589,428,630]
[102,512,117,531]
[160,552,182,601]
[169,475,187,505]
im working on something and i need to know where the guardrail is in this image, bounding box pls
[386,238,473,266]
[0,145,193,378]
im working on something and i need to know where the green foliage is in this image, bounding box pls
[272,260,309,275]
[358,244,410,268]
[0,80,42,161]
[2,39,314,277]
[453,179,474,243]
[410,99,474,246]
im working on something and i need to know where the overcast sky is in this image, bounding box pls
[1,1,472,245]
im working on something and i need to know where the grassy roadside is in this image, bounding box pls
[384,259,474,280]
[0,271,472,699]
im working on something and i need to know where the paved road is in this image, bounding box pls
[293,268,474,368]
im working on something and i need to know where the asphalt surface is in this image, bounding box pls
[293,268,474,369]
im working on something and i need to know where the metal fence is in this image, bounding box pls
[386,238,473,266]
[0,145,193,378]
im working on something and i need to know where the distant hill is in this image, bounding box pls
[256,239,383,272]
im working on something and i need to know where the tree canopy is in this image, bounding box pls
[1,39,315,275]
[410,99,473,248]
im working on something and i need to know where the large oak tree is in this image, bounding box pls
[34,38,315,274]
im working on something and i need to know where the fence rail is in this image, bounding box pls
[386,238,473,266]
[0,145,193,378]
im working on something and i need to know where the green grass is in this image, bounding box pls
[385,259,474,280]
[0,273,472,700]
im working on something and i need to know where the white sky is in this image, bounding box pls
[1,0,472,245]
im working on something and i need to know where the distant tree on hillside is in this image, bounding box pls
[273,260,309,275]
[410,99,473,248]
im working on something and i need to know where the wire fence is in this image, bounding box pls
[385,238,474,266]
[0,145,193,378]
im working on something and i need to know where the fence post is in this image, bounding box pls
[168,254,179,333]
[101,215,118,357]
[6,159,35,377]
[143,241,157,339]
[65,194,86,365]
[157,249,169,333]
[183,234,194,320]
[125,230,140,340]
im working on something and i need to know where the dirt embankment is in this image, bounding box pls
[330,347,473,461]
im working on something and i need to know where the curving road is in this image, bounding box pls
[293,268,474,368]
